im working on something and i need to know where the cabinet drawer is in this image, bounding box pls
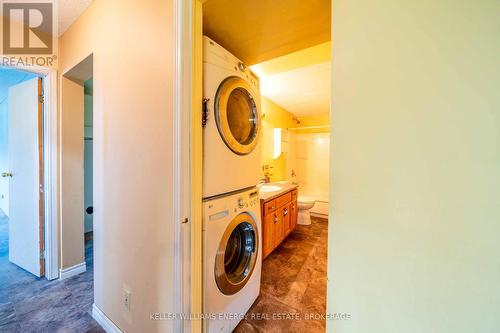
[263,199,277,214]
[276,191,292,208]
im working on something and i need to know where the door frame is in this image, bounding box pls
[173,0,204,332]
[2,64,58,280]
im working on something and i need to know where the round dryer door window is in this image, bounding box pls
[215,212,259,295]
[215,76,260,155]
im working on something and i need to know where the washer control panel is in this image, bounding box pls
[234,190,259,212]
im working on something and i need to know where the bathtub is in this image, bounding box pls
[300,192,329,218]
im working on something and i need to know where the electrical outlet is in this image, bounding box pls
[123,290,131,311]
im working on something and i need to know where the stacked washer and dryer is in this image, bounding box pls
[202,36,263,333]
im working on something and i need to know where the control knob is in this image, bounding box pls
[238,197,245,209]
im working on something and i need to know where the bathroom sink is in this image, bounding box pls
[259,185,282,193]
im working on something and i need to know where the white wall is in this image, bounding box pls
[328,0,500,332]
[295,132,330,200]
[288,131,330,216]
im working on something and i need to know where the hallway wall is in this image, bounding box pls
[60,76,85,270]
[329,0,500,332]
[59,0,175,331]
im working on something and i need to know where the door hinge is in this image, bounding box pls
[202,98,209,127]
[39,94,44,103]
[40,251,45,260]
[39,183,44,193]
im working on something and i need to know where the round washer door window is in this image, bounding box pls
[215,212,259,295]
[215,76,260,155]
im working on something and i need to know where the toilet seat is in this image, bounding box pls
[298,196,315,205]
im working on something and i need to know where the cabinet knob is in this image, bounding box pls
[274,215,278,223]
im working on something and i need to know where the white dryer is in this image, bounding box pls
[203,36,262,199]
[203,187,261,333]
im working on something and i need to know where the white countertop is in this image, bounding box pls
[258,181,298,201]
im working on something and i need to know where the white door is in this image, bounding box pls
[6,77,43,277]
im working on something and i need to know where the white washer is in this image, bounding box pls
[203,36,262,199]
[203,187,262,333]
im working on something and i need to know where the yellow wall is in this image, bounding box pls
[59,0,175,331]
[252,41,331,76]
[261,97,330,181]
[295,114,330,133]
[260,97,296,181]
[328,0,500,332]
[60,77,84,269]
[298,114,329,128]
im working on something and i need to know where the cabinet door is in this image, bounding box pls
[276,204,290,240]
[263,212,277,259]
[282,203,292,236]
[274,207,285,246]
[290,200,298,231]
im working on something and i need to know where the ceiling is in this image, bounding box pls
[203,0,331,65]
[251,42,331,118]
[58,0,93,36]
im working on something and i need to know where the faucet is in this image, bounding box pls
[291,169,298,185]
[260,165,273,183]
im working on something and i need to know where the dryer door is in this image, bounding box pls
[215,212,259,295]
[215,76,260,155]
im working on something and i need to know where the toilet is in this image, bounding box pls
[297,196,316,225]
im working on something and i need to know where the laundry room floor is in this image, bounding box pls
[235,216,328,333]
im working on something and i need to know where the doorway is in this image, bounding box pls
[59,54,94,280]
[180,1,332,332]
[83,78,94,269]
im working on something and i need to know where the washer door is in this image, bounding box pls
[215,76,260,155]
[215,212,259,295]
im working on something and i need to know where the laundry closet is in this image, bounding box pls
[200,1,331,332]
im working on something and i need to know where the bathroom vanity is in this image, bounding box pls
[259,183,298,260]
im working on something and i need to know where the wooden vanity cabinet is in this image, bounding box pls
[262,212,277,259]
[261,188,299,260]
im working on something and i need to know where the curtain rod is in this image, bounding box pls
[287,125,329,130]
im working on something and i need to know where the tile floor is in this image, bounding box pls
[235,216,328,333]
[1,213,328,333]
[0,213,103,333]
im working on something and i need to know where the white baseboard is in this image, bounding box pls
[59,262,86,280]
[311,212,329,219]
[92,304,123,333]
